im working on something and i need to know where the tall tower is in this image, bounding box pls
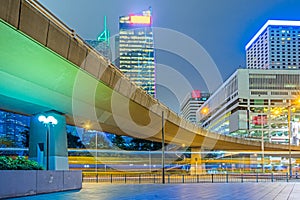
[246,20,300,70]
[97,16,110,45]
[86,16,112,61]
[118,8,156,97]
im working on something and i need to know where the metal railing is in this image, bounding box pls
[82,172,299,184]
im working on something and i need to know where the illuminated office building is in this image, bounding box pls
[180,90,210,123]
[197,69,300,145]
[0,110,29,148]
[117,8,156,96]
[246,20,300,69]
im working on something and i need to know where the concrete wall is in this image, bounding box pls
[0,170,82,199]
[0,0,21,28]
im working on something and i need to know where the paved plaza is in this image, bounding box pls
[10,182,300,200]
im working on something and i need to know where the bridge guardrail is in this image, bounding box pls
[23,0,170,115]
[25,0,108,63]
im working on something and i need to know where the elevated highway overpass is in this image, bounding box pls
[1,0,300,153]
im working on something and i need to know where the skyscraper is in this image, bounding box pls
[246,20,300,70]
[86,16,112,61]
[180,90,210,123]
[117,8,156,96]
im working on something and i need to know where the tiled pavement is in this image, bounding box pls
[11,183,300,200]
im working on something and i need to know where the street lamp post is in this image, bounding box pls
[288,104,292,178]
[83,123,98,173]
[95,132,98,175]
[261,114,265,173]
[38,115,58,170]
[195,157,198,175]
[149,142,153,172]
[272,99,298,179]
[162,111,165,184]
[286,97,300,178]
[149,149,151,172]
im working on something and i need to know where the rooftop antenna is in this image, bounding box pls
[97,16,110,46]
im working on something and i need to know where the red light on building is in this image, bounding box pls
[130,15,151,24]
[252,115,268,125]
[191,90,201,99]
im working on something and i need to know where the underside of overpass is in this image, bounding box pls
[1,0,300,152]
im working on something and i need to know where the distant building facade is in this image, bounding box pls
[0,110,29,148]
[197,69,300,145]
[117,8,156,96]
[85,40,112,61]
[180,90,210,123]
[246,20,300,70]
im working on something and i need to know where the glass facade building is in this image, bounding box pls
[197,69,300,145]
[117,9,156,96]
[0,110,29,148]
[85,40,112,62]
[246,20,300,70]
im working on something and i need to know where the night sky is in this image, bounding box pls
[39,0,300,112]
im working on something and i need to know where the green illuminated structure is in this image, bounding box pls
[97,16,110,46]
[86,16,111,61]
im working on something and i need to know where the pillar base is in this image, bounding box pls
[190,147,204,174]
[29,111,69,170]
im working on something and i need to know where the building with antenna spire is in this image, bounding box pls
[97,16,110,45]
[86,16,112,61]
[116,8,156,97]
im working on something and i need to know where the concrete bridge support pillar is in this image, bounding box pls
[29,111,69,170]
[190,147,203,174]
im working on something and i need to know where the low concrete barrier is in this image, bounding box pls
[0,170,82,199]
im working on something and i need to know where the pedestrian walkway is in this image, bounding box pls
[10,182,300,200]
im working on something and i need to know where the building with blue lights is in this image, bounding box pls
[117,8,156,96]
[0,110,29,148]
[246,20,300,70]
